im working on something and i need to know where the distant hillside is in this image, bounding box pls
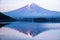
[0,12,16,27]
[0,12,16,22]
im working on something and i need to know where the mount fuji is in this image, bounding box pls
[3,3,60,19]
